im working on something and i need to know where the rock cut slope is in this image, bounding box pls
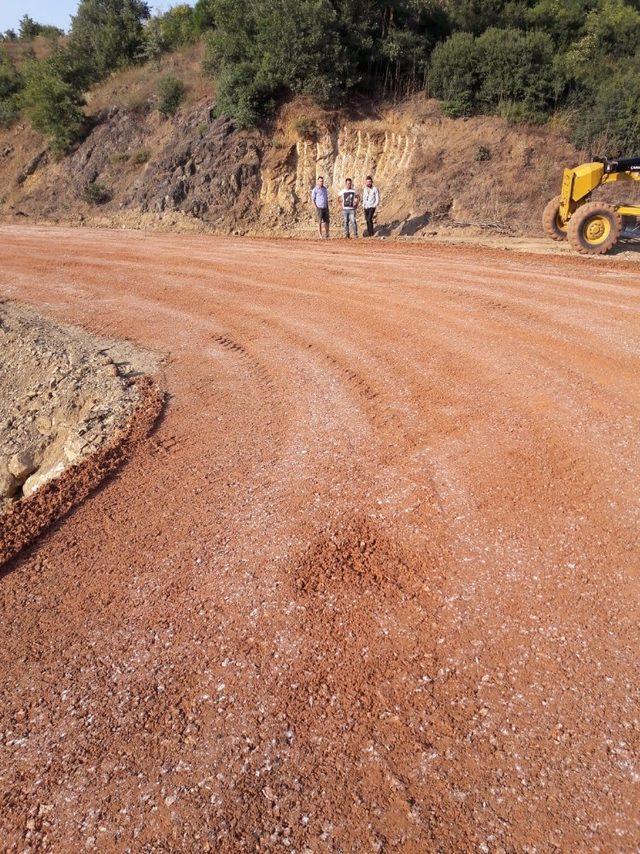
[0,87,582,238]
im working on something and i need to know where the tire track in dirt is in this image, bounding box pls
[0,226,638,852]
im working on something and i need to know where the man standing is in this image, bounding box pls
[338,178,359,238]
[363,175,380,237]
[311,176,330,239]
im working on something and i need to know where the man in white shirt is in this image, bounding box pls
[337,178,359,238]
[363,175,380,237]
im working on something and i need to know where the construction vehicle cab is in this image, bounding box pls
[543,156,640,254]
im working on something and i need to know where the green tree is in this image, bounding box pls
[476,27,556,117]
[69,0,151,83]
[214,62,269,127]
[526,0,597,47]
[429,31,479,115]
[193,0,216,32]
[205,0,352,125]
[19,15,41,40]
[0,46,21,128]
[571,63,640,154]
[0,45,21,100]
[20,52,86,153]
[158,4,198,48]
[138,18,166,64]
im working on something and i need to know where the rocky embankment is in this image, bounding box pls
[0,301,162,564]
[0,94,581,237]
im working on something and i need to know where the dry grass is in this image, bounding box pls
[4,36,65,68]
[87,43,212,115]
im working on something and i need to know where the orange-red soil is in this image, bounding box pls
[0,226,638,852]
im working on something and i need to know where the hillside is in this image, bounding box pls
[0,47,583,240]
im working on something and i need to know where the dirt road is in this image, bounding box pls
[1,225,638,852]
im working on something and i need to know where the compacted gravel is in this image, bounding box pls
[0,225,638,852]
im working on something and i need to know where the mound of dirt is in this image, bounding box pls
[0,301,163,564]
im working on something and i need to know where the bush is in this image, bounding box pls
[69,0,151,85]
[572,68,640,155]
[133,146,150,163]
[83,181,111,204]
[158,5,198,48]
[475,145,492,162]
[157,74,185,116]
[476,28,556,117]
[0,97,19,128]
[20,55,86,153]
[205,0,350,126]
[193,0,216,33]
[213,62,267,128]
[0,46,21,129]
[429,32,479,117]
[294,117,318,140]
[108,151,130,164]
[430,27,556,122]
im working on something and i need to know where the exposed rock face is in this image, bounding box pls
[0,94,581,236]
[131,113,262,226]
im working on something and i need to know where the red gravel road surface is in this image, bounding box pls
[1,225,639,852]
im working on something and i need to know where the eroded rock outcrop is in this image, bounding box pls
[0,94,581,237]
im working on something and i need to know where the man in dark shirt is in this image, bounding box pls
[337,178,359,238]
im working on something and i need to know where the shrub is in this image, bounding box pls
[108,151,129,164]
[475,145,492,162]
[193,0,216,33]
[571,68,640,156]
[133,146,150,163]
[69,0,151,85]
[294,117,318,140]
[157,74,185,116]
[83,181,111,204]
[204,0,350,126]
[0,45,21,100]
[20,55,86,153]
[213,62,266,128]
[476,28,556,116]
[429,32,479,117]
[430,27,556,122]
[0,97,19,128]
[19,15,41,40]
[158,4,198,49]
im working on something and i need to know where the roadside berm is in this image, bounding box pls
[0,300,163,565]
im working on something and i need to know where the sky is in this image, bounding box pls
[0,1,190,34]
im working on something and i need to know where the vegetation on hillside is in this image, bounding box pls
[1,0,640,156]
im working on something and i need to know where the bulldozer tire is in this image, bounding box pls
[567,202,621,255]
[542,195,568,241]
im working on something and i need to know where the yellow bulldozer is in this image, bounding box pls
[543,156,640,254]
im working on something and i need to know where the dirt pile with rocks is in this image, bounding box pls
[0,301,162,563]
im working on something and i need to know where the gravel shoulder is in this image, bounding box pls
[0,226,638,851]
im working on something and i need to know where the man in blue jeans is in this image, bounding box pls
[311,175,330,239]
[337,178,359,238]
